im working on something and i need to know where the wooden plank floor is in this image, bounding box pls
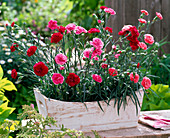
[85,110,170,138]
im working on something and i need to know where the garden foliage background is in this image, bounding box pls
[0,0,169,121]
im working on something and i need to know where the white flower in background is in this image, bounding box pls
[2,44,8,47]
[5,48,10,52]
[5,52,11,55]
[7,70,12,74]
[31,33,36,38]
[11,33,15,36]
[27,43,32,47]
[7,59,13,63]
[22,39,27,42]
[0,60,5,65]
[163,55,167,58]
[15,34,20,38]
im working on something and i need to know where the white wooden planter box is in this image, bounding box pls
[34,89,144,132]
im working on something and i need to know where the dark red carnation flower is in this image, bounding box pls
[88,28,100,34]
[129,26,139,37]
[27,46,37,57]
[11,69,17,79]
[137,63,140,68]
[118,31,126,36]
[130,41,139,51]
[11,22,15,27]
[100,6,107,10]
[105,27,113,33]
[51,32,63,43]
[10,43,19,52]
[33,62,48,77]
[58,26,66,33]
[66,73,80,87]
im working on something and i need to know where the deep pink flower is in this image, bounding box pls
[11,22,15,27]
[114,54,120,59]
[100,6,107,10]
[65,23,76,33]
[104,27,113,33]
[52,73,64,85]
[94,56,99,61]
[112,45,116,50]
[11,69,17,79]
[83,48,91,58]
[141,10,149,16]
[130,73,139,83]
[51,32,63,43]
[108,68,118,77]
[48,20,58,30]
[156,12,163,20]
[137,63,140,68]
[91,48,103,58]
[60,66,65,70]
[138,42,147,50]
[88,28,100,33]
[144,34,154,45]
[75,26,87,35]
[55,53,67,65]
[103,58,106,61]
[104,8,116,15]
[92,74,102,83]
[138,18,147,24]
[101,63,108,69]
[90,38,104,49]
[98,20,101,23]
[141,77,152,89]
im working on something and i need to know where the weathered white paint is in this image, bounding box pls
[34,89,144,132]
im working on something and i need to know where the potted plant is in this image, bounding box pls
[2,6,165,132]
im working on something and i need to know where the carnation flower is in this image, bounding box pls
[130,73,139,83]
[52,73,64,85]
[138,18,147,24]
[48,20,58,30]
[60,66,65,70]
[112,45,116,50]
[122,25,132,32]
[75,26,87,35]
[104,8,116,15]
[138,42,147,50]
[94,56,99,61]
[11,69,17,79]
[101,63,108,69]
[141,10,149,16]
[114,54,120,59]
[33,62,48,77]
[98,20,101,23]
[141,77,152,89]
[144,34,154,45]
[92,74,102,83]
[103,58,106,61]
[10,43,19,52]
[156,12,163,20]
[58,26,66,33]
[130,41,139,51]
[100,6,107,10]
[27,46,37,57]
[83,48,91,58]
[91,48,103,58]
[66,73,80,87]
[55,53,67,65]
[90,38,104,49]
[88,28,100,33]
[105,27,113,33]
[51,32,63,43]
[108,68,118,77]
[11,22,15,27]
[137,63,140,68]
[65,23,76,33]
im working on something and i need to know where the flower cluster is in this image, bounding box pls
[5,6,164,110]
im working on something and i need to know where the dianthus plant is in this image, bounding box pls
[3,7,166,111]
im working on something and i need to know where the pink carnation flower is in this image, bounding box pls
[94,56,99,61]
[98,20,102,23]
[112,45,117,50]
[55,53,67,65]
[138,18,147,24]
[104,8,116,15]
[114,54,120,59]
[144,34,154,45]
[60,66,65,70]
[141,77,152,89]
[48,20,58,30]
[141,10,149,16]
[92,74,102,83]
[52,73,64,85]
[103,58,106,61]
[91,48,103,59]
[122,25,132,32]
[156,12,163,20]
[75,26,87,35]
[83,48,91,58]
[65,23,76,33]
[90,38,104,49]
[138,42,147,50]
[101,63,108,69]
[130,73,139,83]
[108,68,118,77]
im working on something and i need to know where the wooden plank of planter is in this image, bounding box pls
[85,110,170,138]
